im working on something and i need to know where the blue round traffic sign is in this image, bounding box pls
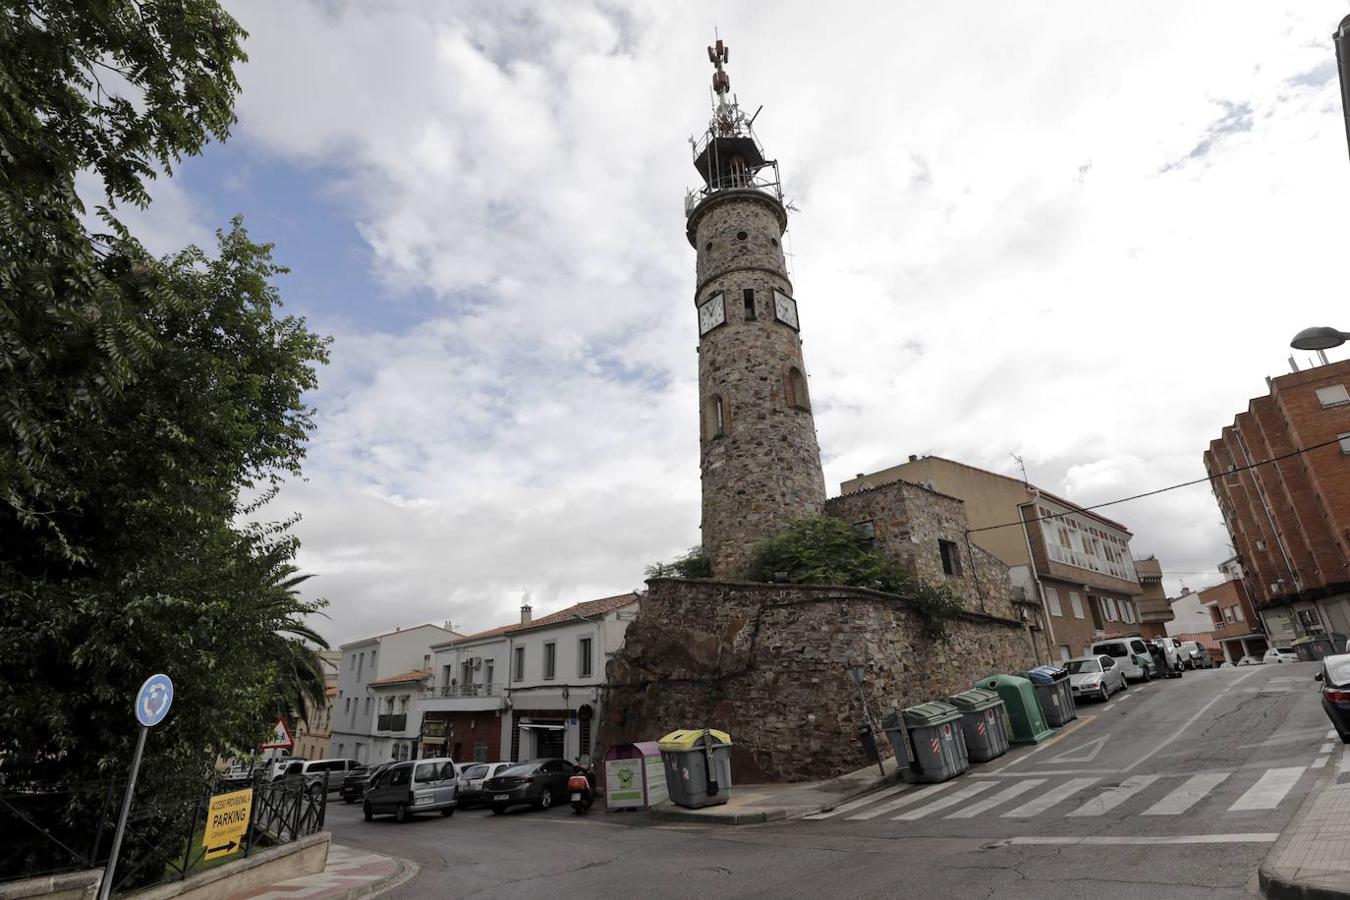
[135,674,174,727]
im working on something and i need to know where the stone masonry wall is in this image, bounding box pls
[825,480,1021,621]
[691,189,826,578]
[596,579,1037,783]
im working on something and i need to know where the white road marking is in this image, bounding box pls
[1229,767,1305,811]
[1141,772,1229,816]
[846,781,955,820]
[1312,755,1329,769]
[1066,774,1161,817]
[1330,729,1339,740]
[1340,752,1350,776]
[946,779,1045,819]
[1320,742,1335,754]
[1121,669,1259,772]
[999,834,1279,846]
[893,780,996,821]
[1001,777,1100,818]
[805,783,910,820]
[1047,734,1112,764]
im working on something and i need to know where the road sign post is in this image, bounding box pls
[98,674,173,900]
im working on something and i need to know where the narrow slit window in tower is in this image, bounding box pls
[743,289,755,320]
[707,395,726,438]
[787,367,810,411]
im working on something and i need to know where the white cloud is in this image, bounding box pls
[194,0,1350,642]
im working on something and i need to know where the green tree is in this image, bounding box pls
[0,1,332,884]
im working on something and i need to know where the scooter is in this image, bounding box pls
[568,763,595,815]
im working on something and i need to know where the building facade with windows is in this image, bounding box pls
[293,650,340,760]
[1199,577,1266,664]
[418,593,640,765]
[1132,557,1174,639]
[1204,358,1350,648]
[842,456,1148,661]
[329,623,459,765]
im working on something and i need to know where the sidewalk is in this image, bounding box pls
[649,756,900,824]
[225,844,416,900]
[1260,746,1350,899]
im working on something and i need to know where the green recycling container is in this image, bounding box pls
[882,701,969,783]
[948,688,1011,762]
[976,674,1053,744]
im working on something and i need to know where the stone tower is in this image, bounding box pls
[687,39,826,578]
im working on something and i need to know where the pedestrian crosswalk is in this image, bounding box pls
[806,765,1310,824]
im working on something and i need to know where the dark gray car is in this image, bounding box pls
[484,759,573,814]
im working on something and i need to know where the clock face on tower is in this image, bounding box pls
[698,292,726,336]
[773,289,799,330]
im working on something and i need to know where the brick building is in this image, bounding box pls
[1204,359,1350,647]
[1199,576,1266,664]
[842,457,1151,662]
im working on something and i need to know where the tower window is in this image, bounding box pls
[706,395,727,439]
[939,539,963,576]
[786,367,810,411]
[736,231,748,241]
[743,289,755,320]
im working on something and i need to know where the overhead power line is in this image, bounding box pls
[964,435,1346,536]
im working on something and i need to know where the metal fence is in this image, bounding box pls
[0,773,327,895]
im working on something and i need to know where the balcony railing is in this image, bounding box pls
[375,713,407,732]
[422,683,502,699]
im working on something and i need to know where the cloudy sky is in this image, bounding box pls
[114,1,1350,645]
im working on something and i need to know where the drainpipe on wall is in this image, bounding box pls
[1019,497,1056,662]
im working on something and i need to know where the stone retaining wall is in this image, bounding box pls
[596,579,1037,783]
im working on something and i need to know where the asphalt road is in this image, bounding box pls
[322,662,1338,899]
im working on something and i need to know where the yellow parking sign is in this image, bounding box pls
[202,788,252,860]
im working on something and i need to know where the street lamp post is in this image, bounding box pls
[1290,326,1350,352]
[1335,16,1350,161]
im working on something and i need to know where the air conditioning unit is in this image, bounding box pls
[472,658,482,670]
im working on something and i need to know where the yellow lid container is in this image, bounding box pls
[657,728,732,752]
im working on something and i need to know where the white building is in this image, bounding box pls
[1165,588,1215,637]
[329,623,459,764]
[417,593,640,765]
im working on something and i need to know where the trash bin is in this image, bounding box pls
[858,723,879,764]
[658,729,733,809]
[882,701,969,783]
[977,674,1053,744]
[948,688,1011,763]
[1025,664,1076,727]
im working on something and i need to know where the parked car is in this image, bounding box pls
[1263,647,1298,665]
[363,758,459,822]
[340,763,388,803]
[484,759,574,814]
[1179,641,1212,669]
[275,758,362,795]
[265,756,305,780]
[1091,638,1153,682]
[1237,655,1261,666]
[1317,653,1350,743]
[457,761,517,808]
[1065,655,1127,702]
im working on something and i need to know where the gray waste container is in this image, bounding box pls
[882,701,969,783]
[658,729,733,809]
[947,688,1011,763]
[1026,665,1076,727]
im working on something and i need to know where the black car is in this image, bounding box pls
[340,762,387,804]
[484,759,573,813]
[1318,653,1350,743]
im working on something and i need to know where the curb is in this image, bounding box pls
[337,856,419,900]
[1259,748,1349,900]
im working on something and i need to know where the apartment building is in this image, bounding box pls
[418,593,640,765]
[293,650,339,760]
[1204,358,1350,647]
[329,623,459,764]
[842,456,1148,661]
[1133,557,1174,639]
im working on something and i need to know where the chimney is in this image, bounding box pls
[908,455,918,463]
[520,604,532,625]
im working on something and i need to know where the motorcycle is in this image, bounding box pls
[568,763,595,815]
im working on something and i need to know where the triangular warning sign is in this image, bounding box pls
[260,717,294,750]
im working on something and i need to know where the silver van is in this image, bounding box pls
[363,758,459,823]
[1091,637,1153,683]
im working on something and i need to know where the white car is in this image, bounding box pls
[1152,637,1187,675]
[1237,655,1261,666]
[457,761,517,807]
[1178,640,1211,669]
[1065,655,1128,702]
[1263,648,1298,665]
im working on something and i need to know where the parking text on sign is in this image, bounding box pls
[202,788,252,860]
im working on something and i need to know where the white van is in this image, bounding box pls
[1091,637,1153,683]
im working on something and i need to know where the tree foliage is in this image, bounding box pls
[645,546,711,579]
[0,1,331,883]
[747,515,966,640]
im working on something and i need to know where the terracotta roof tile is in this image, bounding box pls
[367,668,431,687]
